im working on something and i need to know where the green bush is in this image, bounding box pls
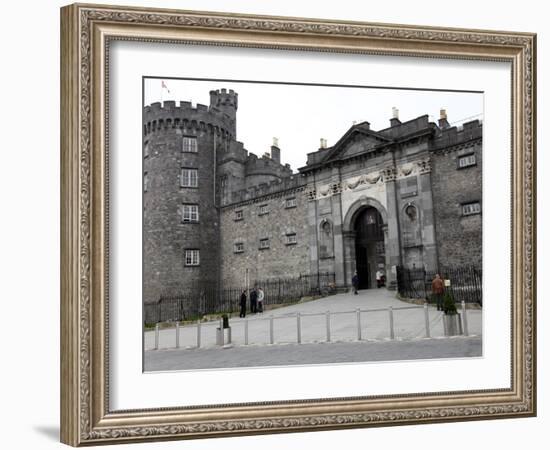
[443,291,457,315]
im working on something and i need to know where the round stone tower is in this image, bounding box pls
[142,95,237,304]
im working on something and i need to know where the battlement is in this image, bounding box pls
[433,119,482,149]
[209,88,238,111]
[143,100,236,139]
[227,175,306,205]
[245,152,293,178]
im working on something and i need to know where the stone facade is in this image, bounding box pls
[143,91,482,303]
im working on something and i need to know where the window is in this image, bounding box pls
[234,210,243,221]
[258,204,269,215]
[144,141,150,158]
[182,137,198,153]
[143,172,149,192]
[181,168,198,187]
[182,204,199,222]
[259,238,270,249]
[458,153,476,168]
[184,249,200,266]
[285,197,297,209]
[234,242,244,253]
[462,201,481,216]
[285,233,297,245]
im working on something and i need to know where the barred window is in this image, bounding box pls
[234,210,244,221]
[458,153,476,168]
[462,201,481,216]
[182,137,198,153]
[184,249,200,266]
[285,233,297,245]
[234,242,244,253]
[181,168,198,187]
[285,197,297,208]
[259,238,270,249]
[182,204,199,222]
[258,204,269,215]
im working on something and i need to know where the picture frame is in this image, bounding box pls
[60,2,536,446]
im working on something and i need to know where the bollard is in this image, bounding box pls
[461,301,469,336]
[196,319,201,348]
[219,317,225,346]
[297,313,302,344]
[326,311,331,342]
[244,318,249,345]
[388,306,395,340]
[269,316,274,344]
[154,323,159,350]
[424,303,431,338]
[176,322,180,349]
[356,309,362,341]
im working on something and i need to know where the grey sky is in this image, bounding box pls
[144,78,483,172]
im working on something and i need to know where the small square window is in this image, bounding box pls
[234,242,244,253]
[144,172,149,192]
[184,249,200,266]
[258,204,269,215]
[458,153,476,168]
[234,210,244,221]
[181,169,198,187]
[182,204,199,222]
[462,202,481,216]
[285,233,297,245]
[285,197,297,208]
[259,238,270,249]
[182,137,198,153]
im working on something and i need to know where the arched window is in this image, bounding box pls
[319,219,334,259]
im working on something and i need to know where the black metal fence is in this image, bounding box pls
[396,265,482,306]
[144,272,336,324]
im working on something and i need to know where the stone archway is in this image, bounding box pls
[342,197,390,289]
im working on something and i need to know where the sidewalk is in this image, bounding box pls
[144,288,482,370]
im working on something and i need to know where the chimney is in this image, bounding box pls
[270,137,281,164]
[438,108,450,129]
[320,138,327,149]
[390,107,401,127]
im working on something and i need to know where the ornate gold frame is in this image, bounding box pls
[60,3,536,446]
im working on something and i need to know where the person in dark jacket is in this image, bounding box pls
[431,274,445,311]
[352,271,359,295]
[249,288,257,313]
[239,290,247,318]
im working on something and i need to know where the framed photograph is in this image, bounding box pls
[60,3,536,446]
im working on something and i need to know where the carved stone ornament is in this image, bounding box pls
[416,158,432,174]
[60,4,535,446]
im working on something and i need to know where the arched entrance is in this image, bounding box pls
[354,206,386,289]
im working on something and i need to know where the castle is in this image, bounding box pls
[143,89,482,304]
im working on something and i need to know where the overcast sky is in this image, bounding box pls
[144,78,483,172]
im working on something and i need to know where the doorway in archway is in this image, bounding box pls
[354,206,385,289]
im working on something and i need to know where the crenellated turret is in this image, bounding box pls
[209,88,238,136]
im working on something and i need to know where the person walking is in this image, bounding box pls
[376,268,385,288]
[239,290,247,318]
[257,287,265,313]
[250,288,257,313]
[431,273,445,311]
[352,271,359,295]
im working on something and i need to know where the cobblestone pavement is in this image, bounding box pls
[144,288,482,370]
[144,336,482,371]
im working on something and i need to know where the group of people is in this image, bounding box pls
[239,287,265,318]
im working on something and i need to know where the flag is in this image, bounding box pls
[161,80,170,93]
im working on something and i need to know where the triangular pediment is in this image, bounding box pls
[321,126,392,163]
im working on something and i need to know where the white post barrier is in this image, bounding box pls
[326,311,331,342]
[356,309,362,341]
[154,323,159,350]
[388,306,395,340]
[297,313,302,344]
[424,303,431,338]
[219,317,224,346]
[269,316,274,344]
[244,318,249,345]
[176,322,180,348]
[196,319,201,348]
[461,301,469,336]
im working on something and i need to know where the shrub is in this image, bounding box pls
[443,291,457,315]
